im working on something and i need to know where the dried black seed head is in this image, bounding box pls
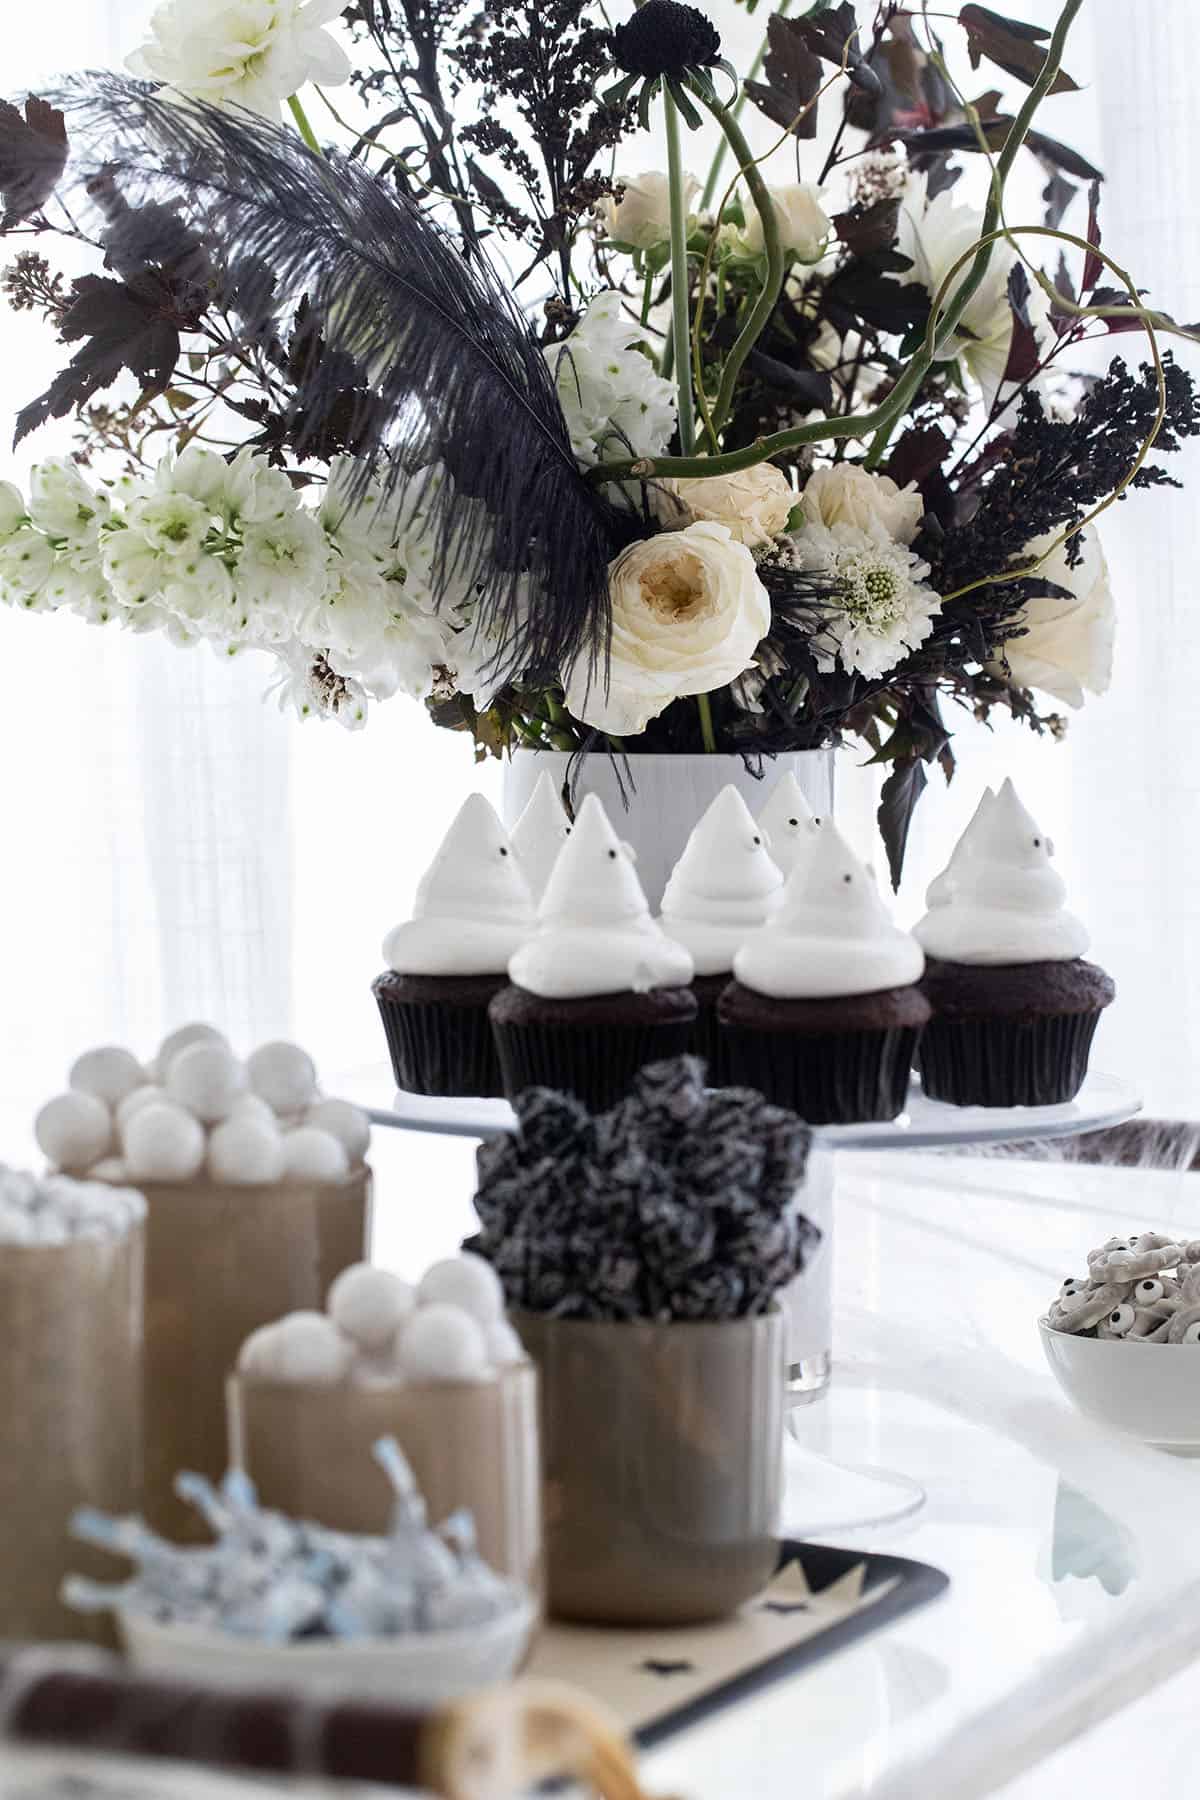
[611,0,722,81]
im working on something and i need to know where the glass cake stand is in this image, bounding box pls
[348,1065,1142,1535]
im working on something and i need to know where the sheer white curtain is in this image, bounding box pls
[0,0,1196,1136]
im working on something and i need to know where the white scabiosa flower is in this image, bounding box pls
[895,184,1050,411]
[788,519,941,679]
[561,521,771,736]
[547,291,676,469]
[127,0,352,119]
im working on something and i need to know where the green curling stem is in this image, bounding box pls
[701,92,785,438]
[664,87,697,455]
[287,94,323,156]
[699,0,792,214]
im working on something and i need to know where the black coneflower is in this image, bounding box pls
[605,0,735,129]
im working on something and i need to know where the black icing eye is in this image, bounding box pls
[788,817,799,827]
[752,835,762,846]
[608,849,618,860]
[499,846,508,856]
[843,873,852,884]
[1033,837,1041,848]
[813,816,822,825]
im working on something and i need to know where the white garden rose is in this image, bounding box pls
[598,171,698,251]
[652,462,794,550]
[800,465,923,545]
[128,0,352,118]
[895,184,1050,410]
[562,521,771,736]
[990,527,1115,708]
[743,183,831,262]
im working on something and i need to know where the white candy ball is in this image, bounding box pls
[417,1254,505,1325]
[227,1092,276,1129]
[156,1023,229,1080]
[165,1041,247,1124]
[237,1323,287,1380]
[69,1046,145,1108]
[398,1304,490,1383]
[327,1264,415,1351]
[351,1354,405,1391]
[89,1156,131,1185]
[35,1092,112,1173]
[305,1097,371,1163]
[116,1085,166,1136]
[270,1311,353,1385]
[247,1042,318,1114]
[485,1320,526,1368]
[282,1127,349,1184]
[207,1115,286,1187]
[123,1104,206,1183]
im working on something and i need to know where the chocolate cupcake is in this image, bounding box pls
[374,794,534,1097]
[490,794,696,1110]
[719,824,929,1124]
[914,779,1114,1107]
[659,785,784,1081]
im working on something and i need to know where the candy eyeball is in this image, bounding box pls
[304,1097,371,1163]
[69,1046,146,1108]
[398,1304,490,1382]
[1182,1322,1200,1345]
[327,1264,415,1351]
[1060,1278,1084,1297]
[1107,1304,1136,1336]
[155,1023,229,1081]
[269,1312,354,1385]
[207,1115,286,1186]
[247,1042,318,1114]
[35,1092,113,1173]
[281,1127,349,1184]
[417,1253,505,1325]
[1136,1278,1165,1303]
[165,1041,247,1124]
[123,1104,207,1183]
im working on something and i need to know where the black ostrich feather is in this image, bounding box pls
[25,74,624,685]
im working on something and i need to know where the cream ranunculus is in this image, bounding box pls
[652,462,794,550]
[800,464,924,545]
[990,527,1115,708]
[598,171,698,252]
[563,522,771,736]
[743,183,831,262]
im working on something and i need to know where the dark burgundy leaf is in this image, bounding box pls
[15,274,181,444]
[833,196,901,259]
[885,422,954,490]
[1041,170,1077,231]
[896,118,1011,155]
[744,349,833,412]
[1002,310,1042,385]
[1007,262,1033,330]
[958,5,1078,94]
[878,758,928,891]
[1024,129,1103,183]
[0,96,67,228]
[792,1,881,96]
[743,14,824,140]
[1082,179,1103,294]
[822,260,928,336]
[925,156,963,200]
[467,157,508,213]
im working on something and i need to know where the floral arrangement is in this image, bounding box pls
[467,1057,818,1321]
[1,0,1198,874]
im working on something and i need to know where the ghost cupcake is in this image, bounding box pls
[509,770,572,905]
[719,823,929,1123]
[374,794,535,1097]
[913,779,1114,1107]
[489,794,696,1110]
[659,786,783,1081]
[757,771,823,880]
[924,787,995,910]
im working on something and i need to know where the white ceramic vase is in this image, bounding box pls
[501,748,837,912]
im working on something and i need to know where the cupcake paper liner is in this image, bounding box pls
[917,1008,1104,1108]
[491,1014,696,1113]
[720,1023,922,1126]
[373,977,507,1098]
[688,976,734,1087]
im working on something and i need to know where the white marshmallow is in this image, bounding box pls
[282,1127,349,1184]
[35,1092,112,1173]
[417,1254,505,1325]
[485,1320,526,1367]
[327,1264,415,1351]
[69,1046,146,1108]
[247,1042,318,1114]
[270,1311,354,1385]
[398,1304,490,1383]
[304,1097,371,1163]
[207,1116,286,1186]
[155,1023,229,1080]
[123,1104,206,1183]
[165,1041,247,1123]
[116,1085,167,1135]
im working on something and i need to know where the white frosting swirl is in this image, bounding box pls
[509,794,694,998]
[510,770,572,904]
[383,793,535,976]
[914,778,1088,964]
[660,786,783,975]
[756,771,823,879]
[734,823,924,998]
[925,787,995,909]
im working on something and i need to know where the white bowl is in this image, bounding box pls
[1039,1318,1200,1453]
[120,1595,538,1702]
